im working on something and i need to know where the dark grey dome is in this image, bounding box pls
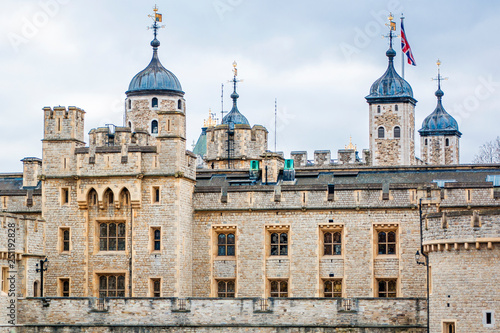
[419,88,461,137]
[222,80,249,126]
[127,38,183,95]
[366,47,415,103]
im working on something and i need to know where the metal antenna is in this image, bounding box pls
[274,98,277,152]
[221,83,225,123]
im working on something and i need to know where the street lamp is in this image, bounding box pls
[35,258,49,297]
[415,250,427,266]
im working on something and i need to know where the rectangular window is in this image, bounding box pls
[443,321,456,333]
[98,274,126,298]
[60,227,70,252]
[59,278,70,297]
[61,188,69,204]
[374,224,398,256]
[151,227,161,252]
[323,279,342,297]
[483,310,495,327]
[320,224,344,256]
[1,267,9,293]
[152,186,160,203]
[217,232,235,256]
[1,196,7,209]
[99,222,126,251]
[151,278,161,297]
[377,278,397,297]
[269,279,288,298]
[270,231,288,256]
[217,279,235,298]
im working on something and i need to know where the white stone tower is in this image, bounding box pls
[418,61,461,165]
[365,15,417,166]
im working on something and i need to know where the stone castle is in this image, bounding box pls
[0,10,498,333]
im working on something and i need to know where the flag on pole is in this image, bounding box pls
[155,13,162,22]
[401,21,416,66]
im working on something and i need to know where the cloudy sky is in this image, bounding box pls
[1,0,499,172]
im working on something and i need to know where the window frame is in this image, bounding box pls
[58,277,70,297]
[151,119,159,135]
[266,225,290,257]
[152,97,159,108]
[152,186,161,204]
[60,227,71,253]
[376,278,398,297]
[378,126,385,139]
[61,187,70,205]
[150,226,162,253]
[269,279,288,298]
[216,279,236,298]
[320,224,344,257]
[98,220,126,252]
[322,278,343,298]
[374,224,398,257]
[1,267,9,293]
[213,225,237,258]
[394,126,401,139]
[442,320,456,333]
[150,277,161,297]
[96,273,126,298]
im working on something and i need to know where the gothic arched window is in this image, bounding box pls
[378,127,385,139]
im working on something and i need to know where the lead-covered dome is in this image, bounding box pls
[419,88,461,137]
[126,38,183,95]
[366,48,415,103]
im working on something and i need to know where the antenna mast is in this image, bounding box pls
[274,98,277,152]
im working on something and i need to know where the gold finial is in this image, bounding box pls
[153,4,158,12]
[388,13,394,21]
[437,59,441,67]
[232,61,238,77]
[345,136,357,150]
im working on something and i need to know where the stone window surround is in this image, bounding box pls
[321,278,343,298]
[1,266,8,293]
[268,278,289,298]
[59,227,71,254]
[149,277,162,297]
[95,272,127,298]
[319,223,344,258]
[375,277,398,298]
[57,277,70,297]
[216,279,236,298]
[95,219,127,254]
[150,226,162,253]
[212,225,237,259]
[60,187,70,205]
[152,186,161,204]
[442,320,456,333]
[265,225,290,258]
[373,223,399,259]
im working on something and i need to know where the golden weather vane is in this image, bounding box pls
[433,59,448,89]
[147,5,165,39]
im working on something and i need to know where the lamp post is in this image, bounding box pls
[35,257,49,297]
[417,198,430,333]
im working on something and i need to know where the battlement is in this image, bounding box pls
[43,106,85,142]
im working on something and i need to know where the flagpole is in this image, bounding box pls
[401,13,405,79]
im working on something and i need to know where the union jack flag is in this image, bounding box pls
[401,21,416,66]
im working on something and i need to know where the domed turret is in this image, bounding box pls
[221,64,249,126]
[366,47,415,102]
[419,60,461,165]
[419,88,460,136]
[126,38,183,96]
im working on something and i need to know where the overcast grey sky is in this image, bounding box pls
[1,0,499,172]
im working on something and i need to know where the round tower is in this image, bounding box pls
[419,61,461,165]
[365,15,417,166]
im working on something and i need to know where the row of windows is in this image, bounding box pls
[127,98,183,110]
[376,105,398,113]
[424,138,451,146]
[52,276,395,299]
[377,126,400,139]
[59,227,397,256]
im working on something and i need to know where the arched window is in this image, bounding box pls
[425,139,428,145]
[120,188,130,207]
[378,127,385,139]
[34,281,39,297]
[377,105,381,113]
[88,189,98,207]
[445,138,449,146]
[151,120,158,134]
[128,121,132,129]
[152,97,158,108]
[395,105,398,111]
[394,126,401,138]
[104,188,114,207]
[128,99,131,109]
[177,99,182,110]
